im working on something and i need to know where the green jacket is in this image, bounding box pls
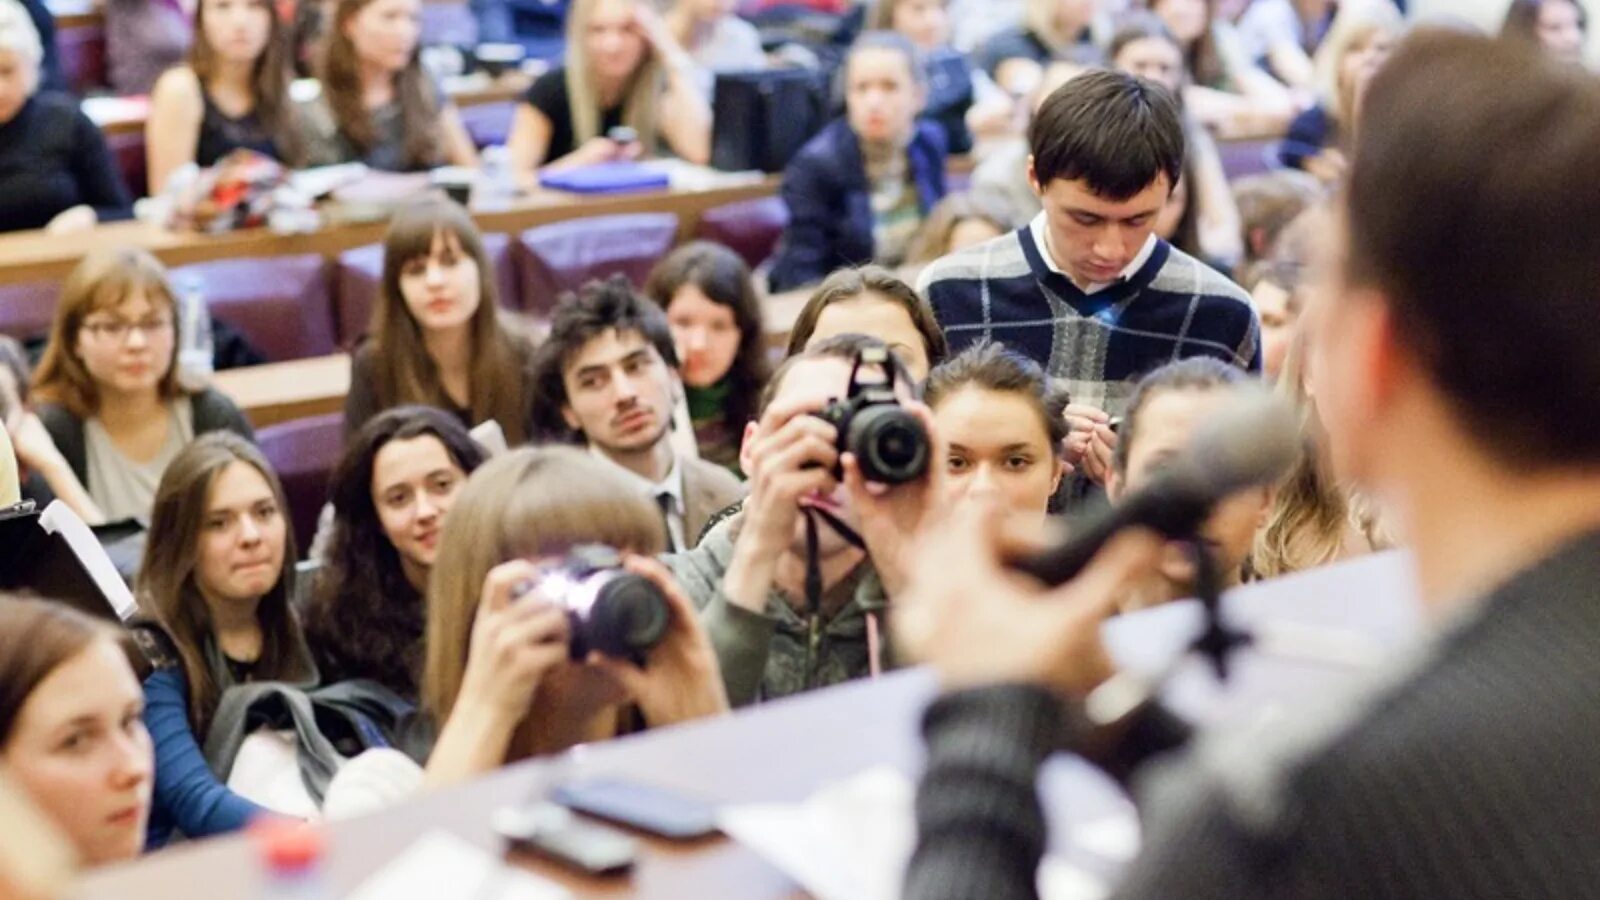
[665,513,893,707]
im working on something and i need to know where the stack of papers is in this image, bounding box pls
[345,831,571,900]
[719,767,1137,900]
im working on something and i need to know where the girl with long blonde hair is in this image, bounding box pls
[507,0,711,172]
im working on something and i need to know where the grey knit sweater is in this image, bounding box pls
[908,528,1600,899]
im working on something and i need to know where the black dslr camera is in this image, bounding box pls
[519,545,669,661]
[812,346,930,485]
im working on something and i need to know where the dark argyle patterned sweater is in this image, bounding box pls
[917,224,1260,415]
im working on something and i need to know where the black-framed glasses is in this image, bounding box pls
[80,318,173,343]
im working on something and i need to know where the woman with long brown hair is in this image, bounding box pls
[306,0,477,171]
[506,0,711,172]
[0,598,153,867]
[136,432,315,846]
[304,406,487,701]
[143,0,304,194]
[342,198,536,445]
[1149,0,1297,138]
[643,241,770,475]
[31,248,253,523]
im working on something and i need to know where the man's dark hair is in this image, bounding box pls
[1114,357,1249,475]
[529,275,680,442]
[758,333,916,418]
[1028,69,1185,200]
[1347,30,1600,467]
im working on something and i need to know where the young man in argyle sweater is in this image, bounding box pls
[918,69,1259,487]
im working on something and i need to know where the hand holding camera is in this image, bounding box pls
[584,554,729,728]
[458,559,573,722]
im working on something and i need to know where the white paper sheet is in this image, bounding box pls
[37,500,138,621]
[719,767,1121,900]
[343,831,571,900]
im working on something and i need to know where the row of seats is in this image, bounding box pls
[0,197,790,359]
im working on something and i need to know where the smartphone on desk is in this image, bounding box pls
[551,778,720,841]
[492,802,637,876]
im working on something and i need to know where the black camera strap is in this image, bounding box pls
[800,504,866,619]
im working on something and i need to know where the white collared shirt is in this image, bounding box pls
[1029,212,1157,294]
[589,445,687,551]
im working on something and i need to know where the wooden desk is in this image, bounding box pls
[73,552,1418,899]
[0,173,780,286]
[214,287,808,428]
[211,355,351,429]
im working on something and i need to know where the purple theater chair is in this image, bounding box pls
[256,412,344,560]
[0,281,62,343]
[170,255,337,362]
[459,101,517,149]
[106,131,149,200]
[515,213,680,320]
[56,21,107,94]
[334,231,520,346]
[692,197,788,270]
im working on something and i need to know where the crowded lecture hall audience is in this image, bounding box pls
[1,0,1596,893]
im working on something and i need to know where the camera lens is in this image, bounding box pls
[578,573,669,660]
[851,407,929,484]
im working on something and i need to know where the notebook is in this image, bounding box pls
[539,163,671,194]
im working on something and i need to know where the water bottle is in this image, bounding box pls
[176,272,214,382]
[475,145,518,212]
[253,821,330,900]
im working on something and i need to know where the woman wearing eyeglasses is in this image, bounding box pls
[29,248,254,523]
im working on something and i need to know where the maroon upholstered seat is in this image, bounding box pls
[255,412,344,560]
[56,21,107,94]
[170,255,337,362]
[515,213,680,320]
[334,231,519,346]
[692,197,788,270]
[0,281,62,344]
[106,131,148,200]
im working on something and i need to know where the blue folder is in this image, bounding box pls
[539,163,671,194]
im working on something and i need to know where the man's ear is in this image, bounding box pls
[1026,155,1042,197]
[738,419,761,476]
[561,404,581,434]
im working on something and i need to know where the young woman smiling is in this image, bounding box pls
[304,407,487,701]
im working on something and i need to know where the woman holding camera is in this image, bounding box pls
[420,446,726,787]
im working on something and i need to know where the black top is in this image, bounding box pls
[196,90,278,167]
[972,26,1093,79]
[36,388,256,488]
[908,528,1600,900]
[523,67,625,164]
[0,94,131,233]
